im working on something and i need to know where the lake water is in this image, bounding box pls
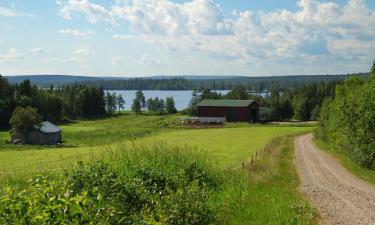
[106,90,230,111]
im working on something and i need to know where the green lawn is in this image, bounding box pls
[0,115,318,224]
[146,126,312,168]
[0,115,313,180]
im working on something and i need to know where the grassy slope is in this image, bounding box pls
[0,115,318,224]
[314,138,375,184]
[0,115,312,179]
[146,126,312,168]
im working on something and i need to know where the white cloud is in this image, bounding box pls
[58,0,375,70]
[0,6,33,17]
[73,48,95,57]
[59,0,115,25]
[140,55,162,65]
[30,48,47,54]
[59,29,93,37]
[112,34,134,40]
[0,48,24,63]
[109,55,126,65]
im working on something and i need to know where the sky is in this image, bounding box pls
[0,0,375,77]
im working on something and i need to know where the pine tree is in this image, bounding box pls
[166,97,177,114]
[116,94,125,112]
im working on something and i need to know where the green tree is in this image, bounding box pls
[10,107,42,135]
[135,90,146,109]
[132,98,142,114]
[105,92,117,115]
[166,97,177,114]
[116,94,125,112]
[188,90,200,116]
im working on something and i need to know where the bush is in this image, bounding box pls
[0,144,221,224]
[318,63,375,169]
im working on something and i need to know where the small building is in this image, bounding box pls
[197,99,260,122]
[11,121,62,145]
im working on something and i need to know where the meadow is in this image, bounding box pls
[0,114,317,224]
[0,114,312,177]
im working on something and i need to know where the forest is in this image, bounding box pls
[186,80,340,121]
[318,62,375,170]
[0,75,107,129]
[75,74,367,91]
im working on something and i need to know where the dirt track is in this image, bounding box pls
[295,134,375,225]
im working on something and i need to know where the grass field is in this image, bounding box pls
[0,115,318,224]
[0,115,313,179]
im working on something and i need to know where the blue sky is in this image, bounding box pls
[0,0,375,77]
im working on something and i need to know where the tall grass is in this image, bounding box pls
[0,137,317,224]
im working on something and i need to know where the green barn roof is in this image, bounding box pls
[197,99,256,107]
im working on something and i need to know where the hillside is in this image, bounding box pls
[5,73,369,90]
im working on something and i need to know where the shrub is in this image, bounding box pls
[1,144,221,225]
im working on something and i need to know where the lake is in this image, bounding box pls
[106,90,230,111]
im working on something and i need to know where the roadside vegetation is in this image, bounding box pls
[317,62,375,171]
[0,132,317,224]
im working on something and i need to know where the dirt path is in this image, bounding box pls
[295,134,375,225]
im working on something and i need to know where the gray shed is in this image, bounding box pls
[11,121,62,145]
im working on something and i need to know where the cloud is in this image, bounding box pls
[30,48,47,54]
[0,48,24,63]
[140,55,162,65]
[58,0,375,68]
[73,48,95,57]
[0,6,33,17]
[109,55,126,65]
[59,29,93,37]
[59,0,115,25]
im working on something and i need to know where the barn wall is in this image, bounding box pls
[198,103,259,122]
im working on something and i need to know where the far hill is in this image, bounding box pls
[5,73,369,90]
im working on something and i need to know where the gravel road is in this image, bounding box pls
[295,134,375,225]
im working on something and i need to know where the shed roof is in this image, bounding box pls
[197,99,255,107]
[33,121,61,134]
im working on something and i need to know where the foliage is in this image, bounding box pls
[132,98,142,114]
[165,97,177,114]
[147,97,165,114]
[0,144,220,225]
[105,92,117,115]
[74,74,368,91]
[9,107,42,134]
[0,77,107,128]
[187,90,200,116]
[319,62,375,169]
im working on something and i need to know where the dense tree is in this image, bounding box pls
[131,98,142,114]
[187,90,200,116]
[166,97,177,114]
[135,90,146,109]
[105,92,117,115]
[9,107,42,134]
[146,97,165,114]
[116,94,125,112]
[74,74,367,91]
[319,62,375,169]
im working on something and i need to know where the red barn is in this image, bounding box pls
[197,100,260,123]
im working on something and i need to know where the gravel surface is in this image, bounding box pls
[295,134,375,225]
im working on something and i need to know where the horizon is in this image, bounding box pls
[1,0,375,76]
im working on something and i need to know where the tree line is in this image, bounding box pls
[187,81,341,121]
[0,76,111,129]
[130,90,176,115]
[75,74,367,92]
[318,62,375,170]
